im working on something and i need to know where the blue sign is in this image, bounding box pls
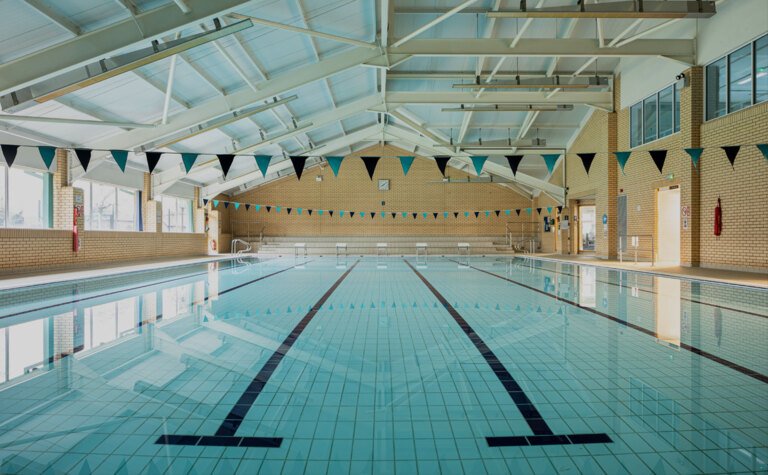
[602,213,608,224]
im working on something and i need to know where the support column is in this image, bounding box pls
[680,67,703,267]
[142,173,162,233]
[53,150,74,230]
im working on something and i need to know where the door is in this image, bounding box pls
[579,205,596,252]
[656,187,680,265]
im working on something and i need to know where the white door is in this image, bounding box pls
[657,187,680,265]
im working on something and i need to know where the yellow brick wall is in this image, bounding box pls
[216,144,533,237]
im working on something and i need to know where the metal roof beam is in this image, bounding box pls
[228,13,377,49]
[392,0,478,47]
[0,0,254,96]
[379,91,612,107]
[23,0,81,36]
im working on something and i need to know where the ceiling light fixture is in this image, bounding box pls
[486,1,715,19]
[453,75,608,90]
[441,104,574,112]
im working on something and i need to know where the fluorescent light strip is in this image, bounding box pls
[441,104,574,112]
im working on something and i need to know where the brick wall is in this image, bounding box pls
[216,144,533,237]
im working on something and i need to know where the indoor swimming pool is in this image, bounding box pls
[0,256,765,474]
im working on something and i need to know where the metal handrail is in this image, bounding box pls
[618,234,655,265]
[231,238,252,254]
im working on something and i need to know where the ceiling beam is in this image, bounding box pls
[378,91,612,107]
[392,0,478,47]
[386,70,615,79]
[0,0,254,96]
[23,0,81,36]
[228,13,377,49]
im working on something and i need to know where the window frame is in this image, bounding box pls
[160,195,194,233]
[73,179,139,231]
[629,80,682,149]
[0,164,52,229]
[705,33,768,122]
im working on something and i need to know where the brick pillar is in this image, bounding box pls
[142,172,162,232]
[193,187,205,234]
[679,67,703,267]
[208,209,220,254]
[53,150,74,230]
[605,77,620,259]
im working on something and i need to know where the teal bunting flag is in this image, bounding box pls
[464,212,469,218]
[181,153,198,173]
[234,203,240,210]
[470,156,488,176]
[422,212,427,219]
[757,144,768,160]
[255,155,271,177]
[212,200,219,208]
[399,156,415,176]
[485,211,490,217]
[255,205,261,211]
[684,148,703,170]
[541,154,560,174]
[298,208,303,215]
[318,209,323,215]
[146,152,163,174]
[38,146,56,169]
[444,212,448,218]
[526,208,532,215]
[276,206,281,213]
[505,210,511,216]
[402,212,407,218]
[613,151,631,175]
[1,145,18,167]
[547,207,552,214]
[381,212,385,218]
[339,210,344,217]
[360,212,365,218]
[326,156,343,177]
[109,150,128,172]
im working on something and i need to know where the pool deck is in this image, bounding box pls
[534,253,768,289]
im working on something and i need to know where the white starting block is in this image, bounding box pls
[336,243,347,257]
[457,242,470,257]
[416,243,428,257]
[294,242,307,257]
[377,242,388,257]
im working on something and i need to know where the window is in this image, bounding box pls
[658,85,674,138]
[630,103,643,148]
[0,166,51,228]
[755,35,767,104]
[73,180,138,231]
[161,195,193,233]
[728,44,752,113]
[643,95,657,143]
[706,34,768,120]
[629,82,682,147]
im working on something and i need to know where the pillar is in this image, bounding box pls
[679,67,703,267]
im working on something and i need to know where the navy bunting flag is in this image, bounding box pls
[329,210,334,217]
[1,145,18,167]
[308,209,312,216]
[350,211,355,218]
[434,156,450,177]
[245,204,250,211]
[74,149,92,171]
[454,212,459,218]
[361,156,380,180]
[217,154,235,178]
[392,212,396,218]
[721,146,740,168]
[495,210,500,217]
[577,153,595,175]
[371,212,375,219]
[290,156,307,180]
[38,146,57,169]
[286,208,292,215]
[505,155,524,176]
[223,202,229,209]
[557,206,563,213]
[146,152,163,174]
[181,153,198,173]
[649,150,667,174]
[203,199,209,206]
[515,209,521,216]
[474,211,480,218]
[412,213,417,219]
[266,206,272,213]
[536,208,542,215]
[433,212,438,219]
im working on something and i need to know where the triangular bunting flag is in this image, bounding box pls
[557,206,563,213]
[1,145,18,167]
[212,200,219,208]
[757,144,768,160]
[146,152,163,174]
[255,155,271,177]
[485,211,490,217]
[381,212,385,218]
[494,210,500,217]
[317,209,323,215]
[308,209,312,216]
[74,148,92,171]
[361,156,380,180]
[399,156,415,176]
[286,208,292,215]
[433,212,438,219]
[474,211,480,218]
[649,150,667,174]
[547,207,552,214]
[470,156,488,176]
[464,212,469,218]
[526,208,532,215]
[371,212,375,219]
[684,148,703,169]
[223,202,230,209]
[106,149,128,172]
[234,203,240,210]
[613,151,631,175]
[203,199,209,206]
[326,156,343,177]
[298,207,303,214]
[245,204,250,211]
[390,212,395,218]
[577,153,596,175]
[505,210,511,216]
[434,156,450,177]
[536,208,542,215]
[350,211,355,218]
[454,212,459,218]
[276,206,282,213]
[541,154,560,174]
[329,210,334,217]
[412,213,417,219]
[721,146,740,169]
[505,155,524,176]
[181,153,198,173]
[290,156,307,180]
[255,205,261,211]
[402,212,407,218]
[217,154,235,177]
[38,146,56,169]
[422,212,427,219]
[266,206,272,213]
[515,209,521,216]
[360,212,365,218]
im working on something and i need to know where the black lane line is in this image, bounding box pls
[0,258,260,320]
[156,260,359,448]
[513,259,768,319]
[404,260,611,447]
[451,259,768,385]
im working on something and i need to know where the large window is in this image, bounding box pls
[0,165,51,228]
[73,180,138,231]
[706,34,768,120]
[161,195,193,233]
[629,83,681,148]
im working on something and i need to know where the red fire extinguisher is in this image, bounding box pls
[714,197,722,237]
[73,205,80,252]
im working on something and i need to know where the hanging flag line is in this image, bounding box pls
[204,198,564,220]
[1,144,765,178]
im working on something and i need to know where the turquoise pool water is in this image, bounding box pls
[0,256,765,474]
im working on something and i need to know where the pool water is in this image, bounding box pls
[0,256,765,474]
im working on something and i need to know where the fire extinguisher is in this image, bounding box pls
[73,205,80,252]
[714,197,722,237]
